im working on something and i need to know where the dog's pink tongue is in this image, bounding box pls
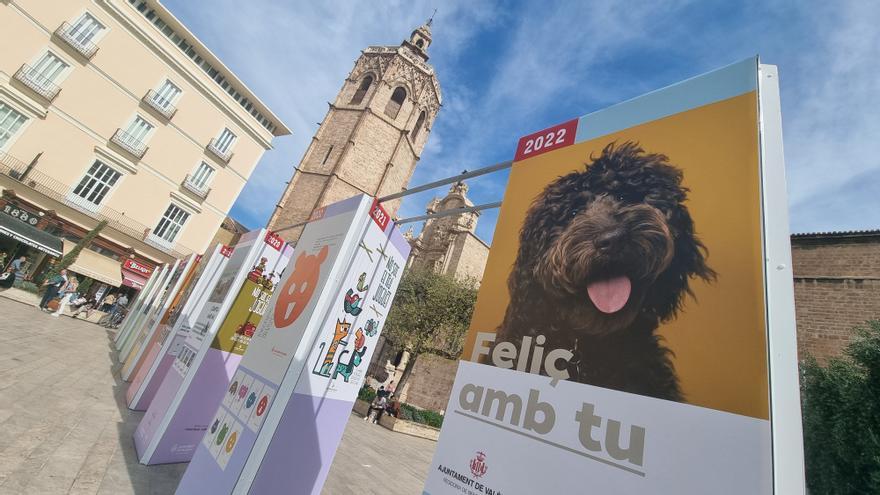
[587,276,631,314]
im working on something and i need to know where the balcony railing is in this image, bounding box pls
[110,129,148,159]
[54,22,99,59]
[0,150,189,259]
[143,90,177,120]
[182,175,211,199]
[206,138,233,164]
[13,64,62,101]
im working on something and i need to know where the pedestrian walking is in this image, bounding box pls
[52,276,78,317]
[39,269,68,310]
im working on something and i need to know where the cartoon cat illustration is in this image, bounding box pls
[333,329,367,383]
[275,246,329,328]
[313,319,351,377]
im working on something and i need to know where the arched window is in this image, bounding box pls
[384,87,407,119]
[410,110,426,139]
[350,75,373,105]
[416,39,424,49]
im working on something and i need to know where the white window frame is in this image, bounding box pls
[0,101,30,152]
[149,202,190,248]
[66,159,123,212]
[187,161,214,190]
[122,113,155,145]
[25,49,73,88]
[67,11,109,46]
[151,77,183,110]
[213,127,237,154]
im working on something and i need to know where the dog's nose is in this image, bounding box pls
[595,231,619,251]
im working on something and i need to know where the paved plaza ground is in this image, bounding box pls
[0,297,435,494]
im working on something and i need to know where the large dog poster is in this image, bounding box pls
[126,245,231,411]
[176,195,410,495]
[424,58,803,494]
[134,230,289,465]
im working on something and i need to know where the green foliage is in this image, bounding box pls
[399,403,444,428]
[358,384,376,403]
[12,280,39,294]
[801,320,880,494]
[77,277,93,295]
[46,220,107,279]
[383,269,478,359]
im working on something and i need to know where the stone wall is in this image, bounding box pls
[400,353,458,412]
[792,232,880,363]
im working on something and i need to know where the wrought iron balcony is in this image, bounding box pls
[206,138,233,164]
[110,129,148,159]
[13,64,62,101]
[0,151,189,259]
[54,22,99,59]
[143,90,177,120]
[182,175,211,199]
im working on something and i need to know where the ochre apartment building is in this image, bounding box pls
[0,0,288,293]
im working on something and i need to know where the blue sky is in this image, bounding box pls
[164,0,880,243]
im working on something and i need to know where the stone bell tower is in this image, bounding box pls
[268,21,442,243]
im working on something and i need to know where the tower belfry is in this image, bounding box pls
[268,21,442,243]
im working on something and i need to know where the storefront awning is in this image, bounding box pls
[121,270,149,290]
[0,213,63,257]
[62,240,123,287]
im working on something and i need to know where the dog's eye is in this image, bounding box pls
[570,209,579,217]
[616,194,625,202]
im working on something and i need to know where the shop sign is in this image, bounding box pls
[2,204,39,226]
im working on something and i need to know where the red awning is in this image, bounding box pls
[121,270,149,289]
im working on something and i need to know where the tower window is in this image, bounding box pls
[350,76,373,105]
[385,87,407,119]
[411,110,426,140]
[416,39,424,48]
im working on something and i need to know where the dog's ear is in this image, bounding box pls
[647,203,716,321]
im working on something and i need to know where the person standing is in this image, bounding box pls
[51,276,78,317]
[39,269,68,310]
[10,255,27,282]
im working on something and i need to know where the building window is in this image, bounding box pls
[0,103,28,150]
[69,13,105,46]
[71,160,121,208]
[350,76,373,105]
[29,52,69,86]
[411,110,426,140]
[152,79,181,110]
[214,128,236,154]
[385,87,407,119]
[123,115,153,144]
[152,204,189,244]
[189,161,214,189]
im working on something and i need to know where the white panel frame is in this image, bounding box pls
[758,62,806,495]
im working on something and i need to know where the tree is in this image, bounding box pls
[382,268,478,396]
[46,220,108,280]
[801,320,880,494]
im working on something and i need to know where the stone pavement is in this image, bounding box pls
[0,297,436,494]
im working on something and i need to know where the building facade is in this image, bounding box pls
[267,21,441,244]
[405,181,489,284]
[792,230,880,362]
[0,0,289,291]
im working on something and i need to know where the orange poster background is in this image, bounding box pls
[462,91,769,419]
